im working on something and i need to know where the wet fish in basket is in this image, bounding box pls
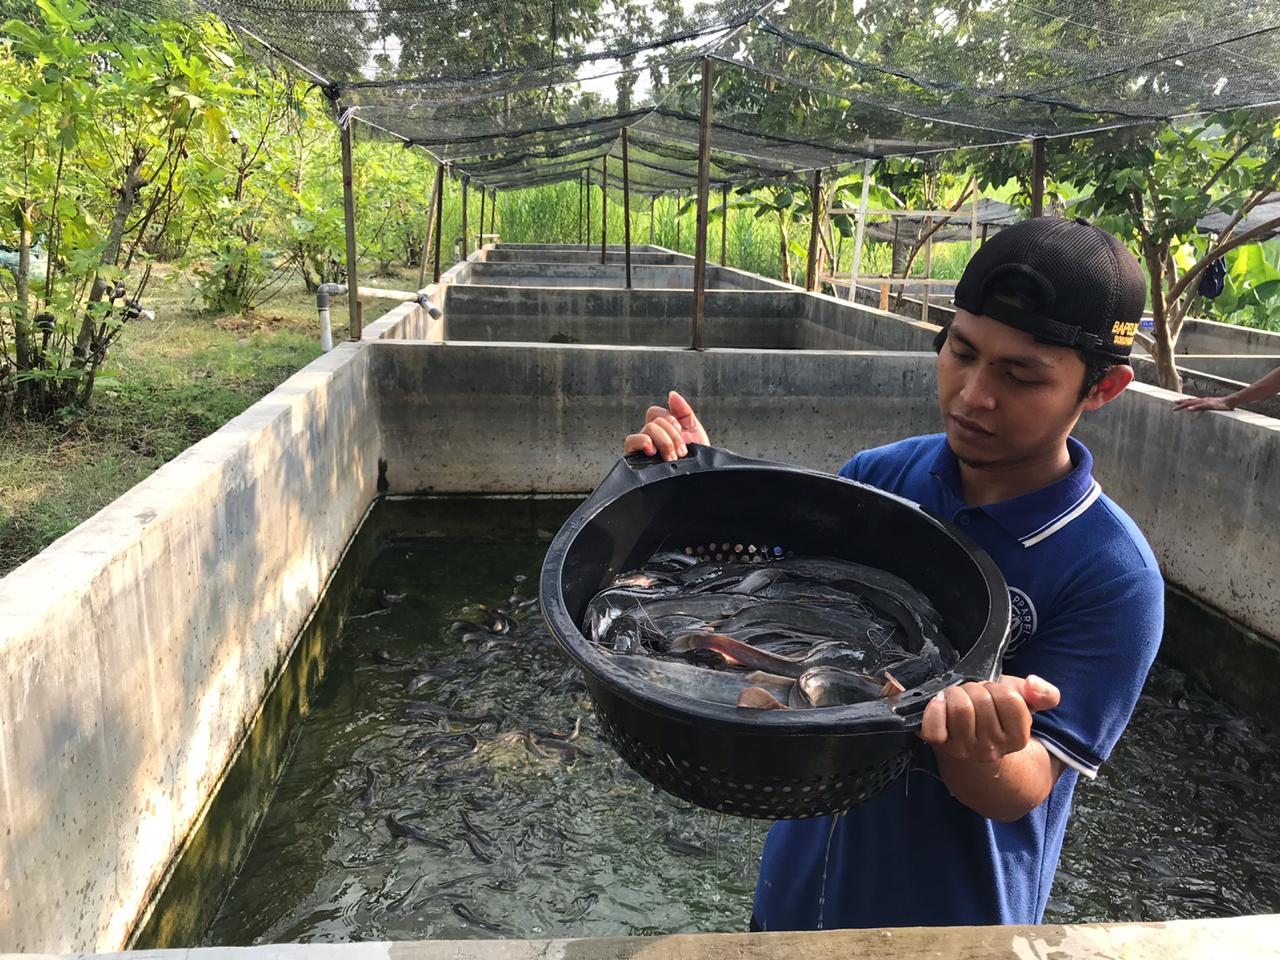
[583,552,957,709]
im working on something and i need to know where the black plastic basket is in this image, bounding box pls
[539,445,1011,818]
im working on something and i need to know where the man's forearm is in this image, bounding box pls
[932,739,1063,822]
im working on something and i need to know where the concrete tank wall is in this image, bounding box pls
[798,292,940,351]
[370,342,942,493]
[1074,385,1280,654]
[458,262,781,290]
[0,346,383,953]
[440,287,808,348]
[1176,318,1280,356]
[482,250,683,265]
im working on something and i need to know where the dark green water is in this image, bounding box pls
[205,534,1280,944]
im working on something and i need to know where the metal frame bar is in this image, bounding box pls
[691,58,714,351]
[417,164,442,289]
[622,128,633,289]
[1032,137,1046,217]
[432,164,445,282]
[339,117,360,340]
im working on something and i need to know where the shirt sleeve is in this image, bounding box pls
[1005,566,1164,779]
[837,452,864,481]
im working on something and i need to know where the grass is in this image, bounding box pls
[0,261,413,576]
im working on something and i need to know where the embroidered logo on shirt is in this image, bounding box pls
[1006,587,1038,654]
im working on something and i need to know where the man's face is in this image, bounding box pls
[936,309,1091,469]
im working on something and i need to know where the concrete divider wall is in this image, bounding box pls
[1171,355,1280,383]
[799,292,940,351]
[0,346,383,953]
[1176,318,1280,356]
[483,250,684,265]
[440,287,808,348]
[458,262,777,290]
[370,342,942,492]
[1075,386,1280,647]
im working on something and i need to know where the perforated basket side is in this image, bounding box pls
[591,694,912,819]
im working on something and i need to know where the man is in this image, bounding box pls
[623,218,1164,928]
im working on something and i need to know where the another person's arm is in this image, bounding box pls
[1173,364,1280,412]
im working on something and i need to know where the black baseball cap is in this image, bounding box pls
[952,218,1147,363]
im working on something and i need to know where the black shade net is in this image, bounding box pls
[92,0,1280,194]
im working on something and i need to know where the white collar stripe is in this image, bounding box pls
[1019,480,1102,548]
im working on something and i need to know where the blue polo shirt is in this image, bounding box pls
[752,433,1164,929]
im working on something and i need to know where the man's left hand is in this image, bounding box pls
[919,675,1060,764]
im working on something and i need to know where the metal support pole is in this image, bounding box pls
[478,186,486,253]
[432,165,445,282]
[649,198,655,245]
[691,58,714,351]
[461,176,469,259]
[586,171,592,251]
[417,164,442,289]
[720,182,728,266]
[490,188,497,242]
[970,181,980,256]
[622,128,633,290]
[805,168,822,292]
[601,155,608,264]
[578,172,584,245]
[1031,137,1046,218]
[846,157,873,302]
[338,114,361,339]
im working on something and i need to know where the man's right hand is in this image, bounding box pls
[623,390,710,461]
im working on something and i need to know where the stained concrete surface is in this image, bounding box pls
[4,913,1278,960]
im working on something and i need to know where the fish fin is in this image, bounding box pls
[879,671,906,699]
[737,686,789,710]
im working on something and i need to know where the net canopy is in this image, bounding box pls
[104,0,1280,194]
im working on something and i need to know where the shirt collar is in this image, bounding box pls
[928,436,1102,549]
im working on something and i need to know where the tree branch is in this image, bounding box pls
[1200,138,1252,196]
[1166,214,1280,306]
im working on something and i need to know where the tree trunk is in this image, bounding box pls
[75,147,147,363]
[1142,241,1182,392]
[12,201,33,372]
[776,210,792,285]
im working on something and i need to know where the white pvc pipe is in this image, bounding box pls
[846,158,874,302]
[318,305,333,352]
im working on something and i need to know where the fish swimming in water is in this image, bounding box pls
[386,813,449,849]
